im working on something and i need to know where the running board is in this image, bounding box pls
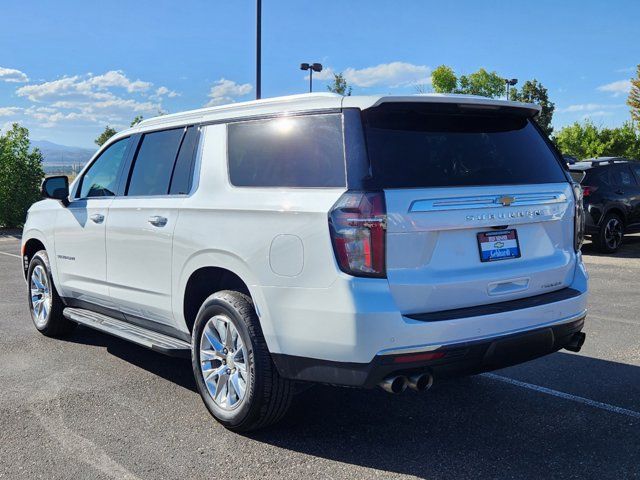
[63,307,191,358]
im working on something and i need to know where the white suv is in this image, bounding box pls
[22,93,588,431]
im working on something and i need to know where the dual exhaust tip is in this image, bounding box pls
[379,373,433,394]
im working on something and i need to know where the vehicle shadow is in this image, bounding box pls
[582,233,640,259]
[63,325,197,392]
[248,352,640,479]
[64,326,640,479]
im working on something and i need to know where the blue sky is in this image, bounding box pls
[0,0,638,148]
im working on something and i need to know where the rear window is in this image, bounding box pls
[569,171,585,183]
[227,114,346,188]
[362,104,567,188]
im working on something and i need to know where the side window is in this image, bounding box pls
[611,165,637,187]
[227,114,346,188]
[78,138,129,198]
[630,164,640,183]
[169,126,199,195]
[587,169,610,186]
[127,128,185,196]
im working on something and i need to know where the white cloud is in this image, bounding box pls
[151,86,180,100]
[558,103,625,113]
[582,111,613,119]
[310,62,431,89]
[16,71,154,102]
[14,70,163,129]
[205,78,253,107]
[0,107,23,116]
[0,66,29,83]
[85,70,152,93]
[597,79,632,96]
[17,75,101,102]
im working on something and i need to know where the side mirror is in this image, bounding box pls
[41,176,70,206]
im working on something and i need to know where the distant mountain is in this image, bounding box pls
[31,140,96,167]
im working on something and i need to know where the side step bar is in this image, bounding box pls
[63,307,191,358]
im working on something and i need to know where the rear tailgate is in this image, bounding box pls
[385,184,575,314]
[360,101,576,315]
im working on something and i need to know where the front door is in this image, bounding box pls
[54,137,131,305]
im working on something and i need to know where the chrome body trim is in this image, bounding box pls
[409,192,568,213]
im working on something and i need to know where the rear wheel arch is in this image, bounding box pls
[183,266,252,334]
[603,206,627,226]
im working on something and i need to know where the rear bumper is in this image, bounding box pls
[272,313,586,388]
[260,258,588,366]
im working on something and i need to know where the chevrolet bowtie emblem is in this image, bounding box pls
[498,196,515,207]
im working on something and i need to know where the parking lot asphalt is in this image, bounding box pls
[0,233,639,480]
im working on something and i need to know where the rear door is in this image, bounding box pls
[105,126,199,326]
[611,164,640,227]
[629,163,640,228]
[362,103,575,314]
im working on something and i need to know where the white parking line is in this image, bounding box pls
[0,251,20,258]
[483,373,640,419]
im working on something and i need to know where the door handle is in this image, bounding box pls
[615,189,625,195]
[90,213,104,224]
[148,215,168,227]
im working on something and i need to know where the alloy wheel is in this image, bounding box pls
[199,315,250,410]
[604,217,623,250]
[30,265,51,327]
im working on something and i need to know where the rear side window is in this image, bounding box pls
[169,126,199,195]
[127,128,185,196]
[611,165,637,186]
[584,169,610,186]
[227,114,346,188]
[362,104,567,188]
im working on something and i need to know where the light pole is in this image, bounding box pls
[256,0,261,100]
[300,63,323,93]
[505,78,517,100]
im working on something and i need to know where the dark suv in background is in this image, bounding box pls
[569,158,640,253]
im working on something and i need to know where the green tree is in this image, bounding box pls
[628,64,640,124]
[0,124,45,228]
[510,79,555,137]
[457,68,505,98]
[431,65,457,93]
[95,126,117,147]
[130,115,144,127]
[327,73,352,96]
[553,120,640,160]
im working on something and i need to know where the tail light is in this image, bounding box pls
[329,191,387,278]
[582,185,598,197]
[572,182,585,252]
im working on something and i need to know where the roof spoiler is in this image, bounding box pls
[364,96,541,118]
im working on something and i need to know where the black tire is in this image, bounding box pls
[593,212,624,253]
[191,290,292,432]
[26,250,76,337]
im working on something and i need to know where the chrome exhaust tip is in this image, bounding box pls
[379,375,408,394]
[407,373,433,392]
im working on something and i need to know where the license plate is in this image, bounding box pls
[477,229,521,262]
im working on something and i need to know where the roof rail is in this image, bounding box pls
[590,158,626,166]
